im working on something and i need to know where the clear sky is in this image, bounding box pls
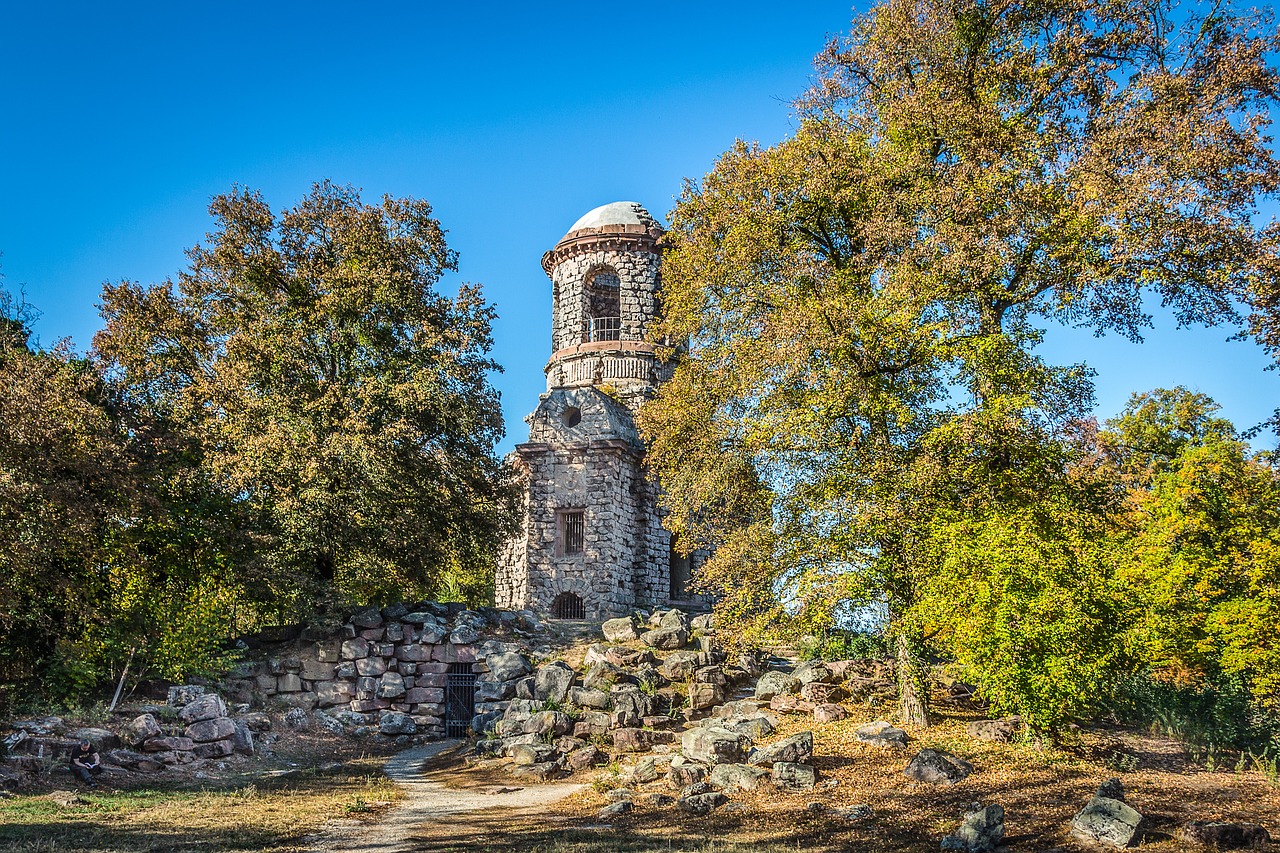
[2,1,1276,453]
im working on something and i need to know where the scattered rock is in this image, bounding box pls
[510,743,558,765]
[677,791,728,815]
[167,685,206,707]
[772,761,817,791]
[837,804,874,821]
[814,703,848,723]
[641,626,689,650]
[126,714,161,747]
[942,804,1004,852]
[854,720,908,749]
[904,749,973,785]
[748,731,813,767]
[668,756,709,787]
[1070,793,1144,848]
[599,800,633,817]
[965,718,1021,743]
[1179,821,1271,849]
[681,727,749,766]
[754,670,801,701]
[602,617,640,643]
[647,793,675,807]
[709,763,769,791]
[282,708,310,730]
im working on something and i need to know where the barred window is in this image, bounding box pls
[558,510,584,556]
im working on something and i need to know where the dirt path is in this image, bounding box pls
[307,740,586,853]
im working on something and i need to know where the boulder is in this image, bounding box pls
[613,727,674,753]
[569,687,610,709]
[793,662,832,685]
[126,714,161,747]
[677,791,727,815]
[376,672,406,699]
[510,761,558,781]
[681,726,749,765]
[688,682,726,711]
[769,694,815,715]
[772,761,817,791]
[641,626,688,650]
[800,682,847,704]
[166,685,205,707]
[754,671,801,701]
[185,717,236,743]
[942,804,1005,852]
[534,662,576,704]
[238,712,272,732]
[1070,795,1144,848]
[814,703,848,723]
[632,755,661,783]
[659,609,691,632]
[567,745,603,771]
[582,662,628,692]
[193,739,234,759]
[484,652,532,683]
[282,708,310,729]
[378,711,417,736]
[230,722,254,756]
[690,614,715,631]
[602,617,640,643]
[854,720,908,748]
[1179,822,1271,849]
[509,742,558,765]
[450,626,480,645]
[67,727,118,750]
[178,693,227,724]
[600,800,632,817]
[904,749,973,785]
[661,651,704,681]
[668,755,709,787]
[748,731,813,766]
[966,718,1021,743]
[524,711,573,737]
[709,762,769,791]
[721,715,776,740]
[141,736,194,753]
[340,638,370,660]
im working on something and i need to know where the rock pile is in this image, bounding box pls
[106,687,253,772]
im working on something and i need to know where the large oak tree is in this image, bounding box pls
[641,0,1280,728]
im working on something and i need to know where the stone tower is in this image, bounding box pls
[496,201,700,620]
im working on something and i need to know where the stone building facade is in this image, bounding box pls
[496,201,704,620]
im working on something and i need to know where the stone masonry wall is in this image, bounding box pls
[222,603,546,740]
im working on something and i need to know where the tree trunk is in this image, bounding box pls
[895,629,931,728]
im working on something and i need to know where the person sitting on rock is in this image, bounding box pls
[69,739,102,787]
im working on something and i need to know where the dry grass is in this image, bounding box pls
[0,754,401,853]
[406,692,1280,853]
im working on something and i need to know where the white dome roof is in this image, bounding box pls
[565,201,661,234]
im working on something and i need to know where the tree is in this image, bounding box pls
[641,0,1280,728]
[94,181,513,620]
[0,284,129,698]
[1104,389,1280,713]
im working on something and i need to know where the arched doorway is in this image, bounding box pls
[552,591,586,619]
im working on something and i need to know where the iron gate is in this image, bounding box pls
[444,662,476,738]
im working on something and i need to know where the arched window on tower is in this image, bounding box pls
[584,269,621,342]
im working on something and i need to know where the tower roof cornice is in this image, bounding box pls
[542,201,665,275]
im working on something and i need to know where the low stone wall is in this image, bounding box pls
[222,602,545,739]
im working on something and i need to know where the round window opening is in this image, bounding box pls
[562,406,582,427]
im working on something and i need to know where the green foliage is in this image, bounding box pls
[1104,672,1280,760]
[94,181,515,620]
[799,630,887,662]
[641,0,1280,730]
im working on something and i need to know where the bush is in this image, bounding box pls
[1103,672,1280,760]
[799,630,887,662]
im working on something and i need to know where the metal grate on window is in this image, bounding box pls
[553,592,586,620]
[587,316,621,342]
[562,510,584,555]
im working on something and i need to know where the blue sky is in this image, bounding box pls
[2,1,1276,453]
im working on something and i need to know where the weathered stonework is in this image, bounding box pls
[497,202,707,619]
